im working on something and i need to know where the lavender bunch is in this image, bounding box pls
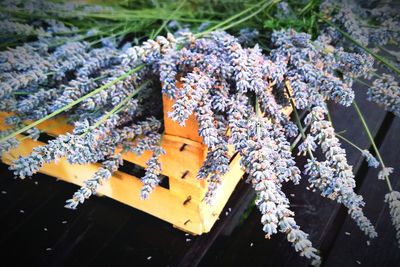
[304,106,377,238]
[241,116,321,265]
[319,0,400,118]
[2,25,392,264]
[321,0,400,47]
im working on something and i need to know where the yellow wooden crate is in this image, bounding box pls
[0,93,246,235]
[1,83,292,234]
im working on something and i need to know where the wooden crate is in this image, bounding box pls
[0,94,246,235]
[1,81,293,235]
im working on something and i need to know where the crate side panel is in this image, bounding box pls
[1,137,209,235]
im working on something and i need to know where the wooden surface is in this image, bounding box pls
[0,84,399,266]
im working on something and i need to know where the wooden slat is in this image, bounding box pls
[163,93,203,143]
[0,176,70,261]
[0,112,208,187]
[122,134,208,188]
[40,190,133,266]
[0,112,73,136]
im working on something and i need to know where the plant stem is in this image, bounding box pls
[195,0,274,37]
[285,81,315,159]
[82,80,149,136]
[0,65,144,144]
[151,0,186,38]
[335,133,364,153]
[355,78,371,88]
[219,0,280,32]
[352,100,393,191]
[320,16,400,76]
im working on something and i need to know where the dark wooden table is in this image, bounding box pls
[0,84,399,267]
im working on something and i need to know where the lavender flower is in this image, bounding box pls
[298,135,317,156]
[385,191,400,247]
[367,74,400,117]
[76,47,120,78]
[65,154,123,209]
[0,137,19,157]
[378,167,394,181]
[141,146,165,200]
[241,116,321,265]
[361,150,379,168]
[0,20,48,37]
[304,106,377,238]
[168,70,213,126]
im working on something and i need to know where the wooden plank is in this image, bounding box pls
[174,179,255,267]
[324,117,400,267]
[163,93,203,143]
[40,188,133,266]
[0,112,73,136]
[0,177,85,266]
[0,173,59,241]
[122,134,208,188]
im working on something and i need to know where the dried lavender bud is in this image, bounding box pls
[65,154,123,209]
[26,127,41,141]
[200,131,230,203]
[298,136,317,156]
[0,19,49,37]
[336,50,374,79]
[0,137,19,157]
[10,151,44,179]
[16,88,61,115]
[361,150,379,168]
[195,93,219,148]
[49,77,98,112]
[141,146,165,200]
[5,115,21,126]
[159,48,179,98]
[367,74,400,117]
[169,70,213,126]
[378,167,394,181]
[385,191,400,247]
[76,47,120,78]
[227,94,250,151]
